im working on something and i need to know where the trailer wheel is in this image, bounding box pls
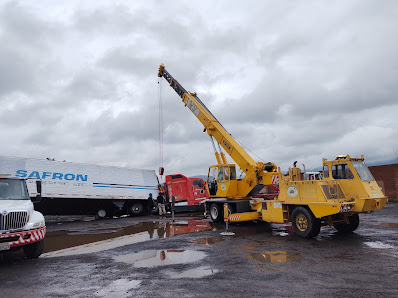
[95,209,107,220]
[291,207,321,238]
[152,204,159,214]
[209,203,223,223]
[129,202,144,216]
[334,214,360,233]
[23,239,45,259]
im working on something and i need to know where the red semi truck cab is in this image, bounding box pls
[164,174,209,212]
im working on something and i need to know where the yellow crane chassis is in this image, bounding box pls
[225,197,387,223]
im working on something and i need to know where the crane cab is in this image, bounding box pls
[206,164,238,198]
[320,155,387,211]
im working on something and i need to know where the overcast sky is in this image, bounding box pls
[0,0,397,180]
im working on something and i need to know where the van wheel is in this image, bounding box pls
[334,214,360,233]
[129,202,144,216]
[23,239,45,259]
[291,207,321,238]
[210,203,223,223]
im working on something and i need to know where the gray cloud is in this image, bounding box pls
[0,0,397,179]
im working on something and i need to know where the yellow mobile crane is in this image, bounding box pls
[158,64,387,238]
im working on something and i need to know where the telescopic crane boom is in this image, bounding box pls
[158,64,277,200]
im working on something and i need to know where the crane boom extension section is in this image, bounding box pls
[158,64,387,238]
[158,64,276,200]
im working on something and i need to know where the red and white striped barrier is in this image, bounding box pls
[0,226,46,248]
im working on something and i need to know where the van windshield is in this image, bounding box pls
[0,179,30,200]
[351,161,375,182]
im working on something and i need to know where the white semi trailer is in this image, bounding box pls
[0,155,160,218]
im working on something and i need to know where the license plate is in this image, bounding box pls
[0,244,11,251]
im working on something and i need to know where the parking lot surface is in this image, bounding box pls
[1,202,397,297]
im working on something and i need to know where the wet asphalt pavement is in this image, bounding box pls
[1,202,397,297]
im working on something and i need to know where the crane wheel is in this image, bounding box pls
[333,214,360,233]
[291,207,321,238]
[210,203,223,223]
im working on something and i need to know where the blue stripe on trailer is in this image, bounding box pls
[93,185,158,190]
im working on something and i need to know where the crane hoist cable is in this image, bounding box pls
[233,135,266,164]
[158,77,164,178]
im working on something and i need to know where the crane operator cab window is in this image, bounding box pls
[229,166,236,180]
[218,167,225,182]
[219,166,230,182]
[323,166,329,178]
[208,167,219,196]
[208,165,237,196]
[331,164,354,179]
[351,161,375,182]
[218,166,236,182]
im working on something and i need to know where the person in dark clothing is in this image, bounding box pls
[148,193,154,215]
[157,193,166,216]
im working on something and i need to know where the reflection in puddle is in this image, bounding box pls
[245,244,261,250]
[248,251,302,263]
[379,223,398,228]
[68,228,124,235]
[192,237,225,245]
[271,223,295,237]
[272,230,290,237]
[364,241,395,249]
[114,250,206,267]
[44,219,213,254]
[168,266,218,278]
[95,279,141,298]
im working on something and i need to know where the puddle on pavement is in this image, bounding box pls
[168,266,218,278]
[245,244,262,250]
[271,223,295,237]
[45,215,96,224]
[95,279,142,298]
[272,230,293,237]
[379,223,398,228]
[44,219,213,255]
[192,237,225,245]
[364,241,395,249]
[114,249,206,267]
[322,254,356,261]
[247,251,302,263]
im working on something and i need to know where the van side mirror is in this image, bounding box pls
[32,180,42,203]
[36,180,42,194]
[32,194,42,203]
